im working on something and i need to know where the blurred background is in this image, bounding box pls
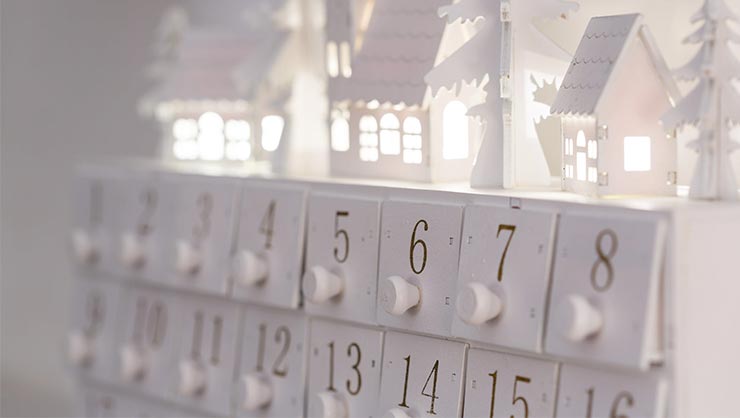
[0,0,729,416]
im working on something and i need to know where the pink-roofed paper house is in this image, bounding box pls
[550,14,681,196]
[141,3,301,165]
[326,0,485,182]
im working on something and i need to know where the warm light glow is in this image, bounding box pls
[173,139,198,160]
[564,137,573,156]
[588,139,597,159]
[331,117,350,152]
[366,100,379,110]
[225,119,250,141]
[565,164,573,178]
[261,115,284,152]
[173,118,198,140]
[624,136,651,172]
[380,113,400,155]
[326,42,339,78]
[576,130,586,147]
[442,101,469,160]
[588,167,597,183]
[197,112,224,161]
[339,41,352,78]
[225,141,251,161]
[402,117,422,164]
[576,152,586,181]
[359,115,378,162]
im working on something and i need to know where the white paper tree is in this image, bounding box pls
[662,0,740,200]
[425,0,577,188]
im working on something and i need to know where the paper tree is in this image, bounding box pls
[662,0,740,200]
[327,0,485,183]
[425,0,578,188]
[551,14,680,197]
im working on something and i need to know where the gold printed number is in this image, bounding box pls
[409,220,429,274]
[585,388,635,418]
[496,224,516,282]
[487,371,531,418]
[136,188,157,237]
[421,360,440,415]
[590,229,617,291]
[84,291,105,337]
[334,211,350,263]
[192,193,213,244]
[259,200,277,250]
[256,323,291,377]
[346,342,362,395]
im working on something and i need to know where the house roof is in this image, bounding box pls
[551,14,679,116]
[333,0,451,107]
[146,27,287,104]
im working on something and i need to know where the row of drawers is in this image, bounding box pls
[72,166,668,370]
[70,278,667,418]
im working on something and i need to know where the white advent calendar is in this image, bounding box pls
[68,0,740,417]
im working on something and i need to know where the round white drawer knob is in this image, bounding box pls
[67,331,94,366]
[315,391,348,418]
[556,294,603,342]
[72,229,98,265]
[380,275,421,316]
[384,407,413,418]
[233,250,269,286]
[120,344,147,382]
[456,282,503,325]
[120,233,146,269]
[303,266,343,303]
[241,372,273,411]
[175,240,201,276]
[178,360,206,397]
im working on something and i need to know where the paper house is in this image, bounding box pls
[327,0,484,182]
[550,14,681,196]
[141,3,300,165]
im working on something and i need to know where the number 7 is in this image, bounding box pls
[496,224,516,282]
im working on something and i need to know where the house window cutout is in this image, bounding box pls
[172,118,199,160]
[331,117,350,152]
[576,152,586,181]
[576,129,586,148]
[261,115,284,152]
[326,41,339,78]
[197,112,225,161]
[359,115,378,162]
[624,136,651,172]
[587,139,597,159]
[565,137,574,156]
[565,164,574,178]
[402,117,422,164]
[225,119,251,161]
[442,101,469,160]
[380,113,401,155]
[339,41,352,78]
[588,166,598,183]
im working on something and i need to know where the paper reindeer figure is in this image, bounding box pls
[662,0,740,201]
[140,2,304,166]
[327,0,485,182]
[425,0,578,188]
[550,14,681,197]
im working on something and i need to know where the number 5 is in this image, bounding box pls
[334,211,349,263]
[511,375,530,418]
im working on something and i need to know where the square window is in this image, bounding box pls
[576,152,586,181]
[623,136,651,172]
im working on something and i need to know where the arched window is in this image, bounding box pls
[359,115,378,162]
[197,112,225,161]
[261,115,284,152]
[576,129,586,148]
[224,119,251,161]
[326,42,339,78]
[339,41,352,78]
[402,117,422,164]
[379,113,400,155]
[442,101,469,160]
[331,117,350,152]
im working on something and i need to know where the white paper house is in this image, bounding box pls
[327,0,483,182]
[550,14,681,196]
[141,4,300,165]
